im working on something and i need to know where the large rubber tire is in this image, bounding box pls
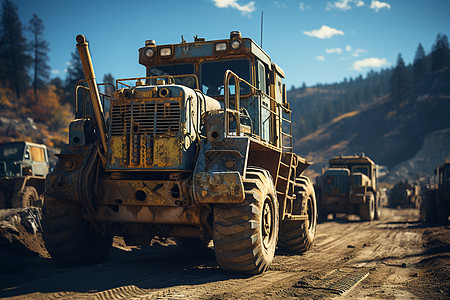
[359,192,375,221]
[374,193,382,220]
[278,177,317,253]
[0,190,7,208]
[315,186,327,224]
[42,196,112,266]
[437,200,449,224]
[213,167,279,274]
[423,191,438,223]
[12,186,38,208]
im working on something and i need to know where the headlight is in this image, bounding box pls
[160,47,172,57]
[215,42,227,51]
[231,40,241,50]
[145,47,155,58]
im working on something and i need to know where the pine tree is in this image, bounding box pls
[0,0,31,98]
[66,48,84,87]
[63,47,84,105]
[28,14,50,100]
[431,33,450,71]
[102,73,115,95]
[413,43,428,79]
[389,54,411,101]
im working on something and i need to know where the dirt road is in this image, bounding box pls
[1,207,449,299]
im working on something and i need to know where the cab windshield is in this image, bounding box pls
[201,59,251,97]
[148,63,197,89]
[352,166,370,177]
[0,144,24,161]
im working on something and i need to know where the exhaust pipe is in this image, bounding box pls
[76,35,108,155]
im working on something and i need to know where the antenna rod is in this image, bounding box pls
[260,11,263,47]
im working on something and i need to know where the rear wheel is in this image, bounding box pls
[12,186,38,208]
[42,196,112,266]
[278,177,317,253]
[213,167,279,274]
[374,194,381,220]
[423,191,437,223]
[437,200,449,224]
[0,190,7,208]
[359,192,375,221]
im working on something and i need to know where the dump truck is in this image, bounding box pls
[388,181,421,208]
[316,154,381,222]
[421,162,450,224]
[41,32,318,274]
[0,141,49,208]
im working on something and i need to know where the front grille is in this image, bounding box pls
[323,169,350,195]
[110,101,180,136]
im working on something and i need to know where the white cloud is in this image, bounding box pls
[274,1,286,8]
[326,47,343,54]
[326,0,364,11]
[346,45,352,52]
[369,0,390,12]
[299,2,311,10]
[352,48,367,57]
[352,57,389,70]
[212,0,256,16]
[316,55,325,61]
[51,69,60,75]
[303,25,344,39]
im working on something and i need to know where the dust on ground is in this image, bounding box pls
[0,207,449,300]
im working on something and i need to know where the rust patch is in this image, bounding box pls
[194,171,244,204]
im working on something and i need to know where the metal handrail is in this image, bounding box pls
[223,70,241,137]
[116,74,200,90]
[222,70,293,151]
[75,80,113,119]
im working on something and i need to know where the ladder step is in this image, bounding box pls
[277,175,287,181]
[280,161,289,168]
[285,214,308,221]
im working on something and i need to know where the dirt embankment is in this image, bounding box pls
[0,208,449,300]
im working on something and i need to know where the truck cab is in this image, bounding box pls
[317,154,380,222]
[0,141,49,208]
[138,31,288,147]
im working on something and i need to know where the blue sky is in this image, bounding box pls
[12,0,450,88]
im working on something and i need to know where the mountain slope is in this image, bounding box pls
[294,67,450,181]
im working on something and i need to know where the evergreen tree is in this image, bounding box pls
[102,73,115,95]
[413,43,428,79]
[63,47,84,104]
[431,33,450,71]
[389,54,411,101]
[66,48,84,87]
[0,0,31,98]
[28,14,50,100]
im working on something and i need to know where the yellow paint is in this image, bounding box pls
[153,136,180,167]
[110,136,124,165]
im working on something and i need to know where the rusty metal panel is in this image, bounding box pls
[194,171,244,204]
[96,205,201,225]
[98,179,185,207]
[153,136,181,167]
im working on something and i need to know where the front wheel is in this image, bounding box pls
[42,196,112,266]
[374,193,381,220]
[12,186,38,208]
[0,191,7,208]
[359,192,375,221]
[213,167,279,274]
[278,177,317,253]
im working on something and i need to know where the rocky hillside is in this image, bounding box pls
[294,67,450,182]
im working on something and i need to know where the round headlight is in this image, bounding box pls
[145,47,155,58]
[231,40,241,50]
